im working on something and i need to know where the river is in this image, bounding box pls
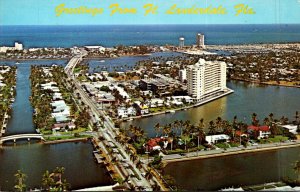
[0,60,112,190]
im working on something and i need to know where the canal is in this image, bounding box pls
[121,81,300,137]
[164,147,300,190]
[1,55,300,190]
[0,60,112,190]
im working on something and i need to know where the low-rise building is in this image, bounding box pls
[205,134,230,144]
[133,101,149,115]
[247,125,271,139]
[53,122,76,131]
[117,107,136,118]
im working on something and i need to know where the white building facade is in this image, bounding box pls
[196,33,205,48]
[179,69,187,82]
[187,59,227,100]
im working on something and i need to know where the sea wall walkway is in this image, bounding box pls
[162,140,300,164]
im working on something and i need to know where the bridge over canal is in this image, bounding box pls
[0,134,45,145]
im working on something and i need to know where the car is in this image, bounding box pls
[179,153,186,156]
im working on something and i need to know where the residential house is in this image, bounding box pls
[205,134,230,144]
[247,125,271,139]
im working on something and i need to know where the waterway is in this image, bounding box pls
[0,60,112,190]
[164,147,300,190]
[121,81,300,137]
[87,51,183,73]
[1,57,300,190]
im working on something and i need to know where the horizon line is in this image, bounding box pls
[1,23,300,27]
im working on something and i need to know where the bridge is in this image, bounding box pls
[0,134,45,145]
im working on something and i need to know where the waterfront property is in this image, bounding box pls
[187,58,227,100]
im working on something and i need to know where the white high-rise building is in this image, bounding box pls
[187,59,226,100]
[14,42,23,50]
[179,37,184,48]
[179,69,186,82]
[196,33,205,48]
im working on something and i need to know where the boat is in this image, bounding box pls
[97,60,105,63]
[166,110,176,113]
[15,62,20,65]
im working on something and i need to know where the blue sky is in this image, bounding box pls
[0,0,300,25]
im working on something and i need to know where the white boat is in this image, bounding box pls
[15,62,20,65]
[99,60,105,63]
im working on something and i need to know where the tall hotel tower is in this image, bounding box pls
[187,59,227,100]
[196,33,205,48]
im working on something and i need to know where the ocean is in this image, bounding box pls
[0,24,300,48]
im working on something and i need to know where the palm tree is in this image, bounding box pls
[263,117,270,126]
[216,117,223,133]
[145,168,153,180]
[173,120,180,135]
[269,113,274,122]
[252,113,258,126]
[154,123,160,137]
[295,111,299,125]
[54,167,65,184]
[208,120,216,135]
[42,170,54,190]
[14,170,27,192]
[162,124,172,137]
[294,160,300,181]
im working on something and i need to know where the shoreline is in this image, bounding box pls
[231,78,300,89]
[43,137,89,144]
[163,141,300,165]
[119,89,234,121]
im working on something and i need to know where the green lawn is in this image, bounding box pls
[267,136,289,143]
[215,142,231,149]
[45,134,89,141]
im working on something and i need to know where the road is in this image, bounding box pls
[161,140,300,163]
[64,52,157,191]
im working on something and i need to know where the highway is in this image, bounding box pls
[64,52,159,190]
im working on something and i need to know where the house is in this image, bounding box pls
[53,122,76,131]
[133,101,149,115]
[146,138,162,151]
[150,98,164,108]
[247,125,271,139]
[117,107,136,118]
[55,115,70,123]
[205,134,230,144]
[281,125,298,134]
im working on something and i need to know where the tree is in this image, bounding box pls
[208,121,216,135]
[294,160,300,182]
[154,123,160,137]
[54,167,65,184]
[42,170,54,191]
[216,117,223,133]
[251,113,258,126]
[14,170,27,192]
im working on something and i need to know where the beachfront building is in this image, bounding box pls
[186,59,227,100]
[0,42,23,53]
[196,33,205,48]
